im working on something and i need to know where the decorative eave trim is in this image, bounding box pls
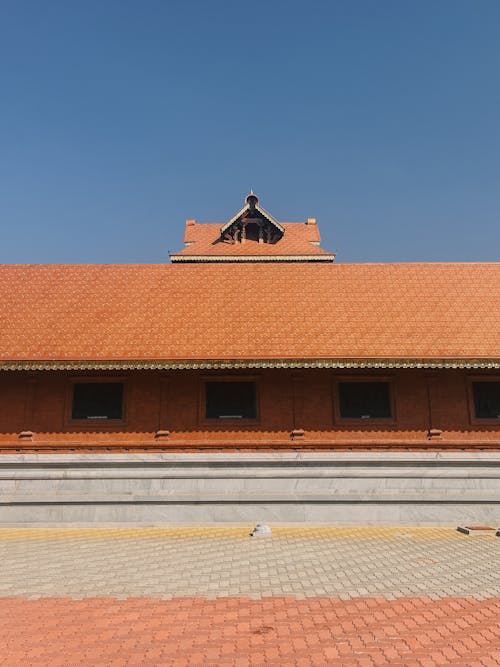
[221,202,284,235]
[170,254,336,263]
[1,358,499,372]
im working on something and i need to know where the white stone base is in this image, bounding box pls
[0,452,499,525]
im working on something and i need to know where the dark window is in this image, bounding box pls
[473,382,500,419]
[339,382,391,419]
[205,381,257,419]
[72,383,124,420]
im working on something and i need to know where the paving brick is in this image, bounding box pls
[0,528,500,665]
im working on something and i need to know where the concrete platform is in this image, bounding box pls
[1,451,499,524]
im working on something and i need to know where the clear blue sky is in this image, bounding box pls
[1,0,499,263]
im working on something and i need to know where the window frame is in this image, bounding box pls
[200,376,261,425]
[66,377,128,427]
[333,376,396,425]
[466,376,500,425]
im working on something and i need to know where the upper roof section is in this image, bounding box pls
[170,192,335,262]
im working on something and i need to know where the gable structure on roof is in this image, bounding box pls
[170,192,336,262]
[219,191,285,244]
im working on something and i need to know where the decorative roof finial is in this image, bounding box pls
[245,191,259,211]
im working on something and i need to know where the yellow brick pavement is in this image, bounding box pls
[0,524,480,540]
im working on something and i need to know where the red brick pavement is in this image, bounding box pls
[0,596,499,666]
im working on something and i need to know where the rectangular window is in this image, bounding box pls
[205,381,257,420]
[338,381,392,419]
[71,382,124,420]
[472,382,500,419]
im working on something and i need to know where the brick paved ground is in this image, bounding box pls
[0,526,499,666]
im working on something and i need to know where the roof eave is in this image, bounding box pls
[1,358,499,371]
[170,254,336,262]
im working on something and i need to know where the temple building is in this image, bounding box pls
[0,193,499,524]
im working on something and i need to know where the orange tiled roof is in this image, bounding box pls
[0,263,499,366]
[170,222,334,261]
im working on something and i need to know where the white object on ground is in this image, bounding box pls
[250,524,272,537]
